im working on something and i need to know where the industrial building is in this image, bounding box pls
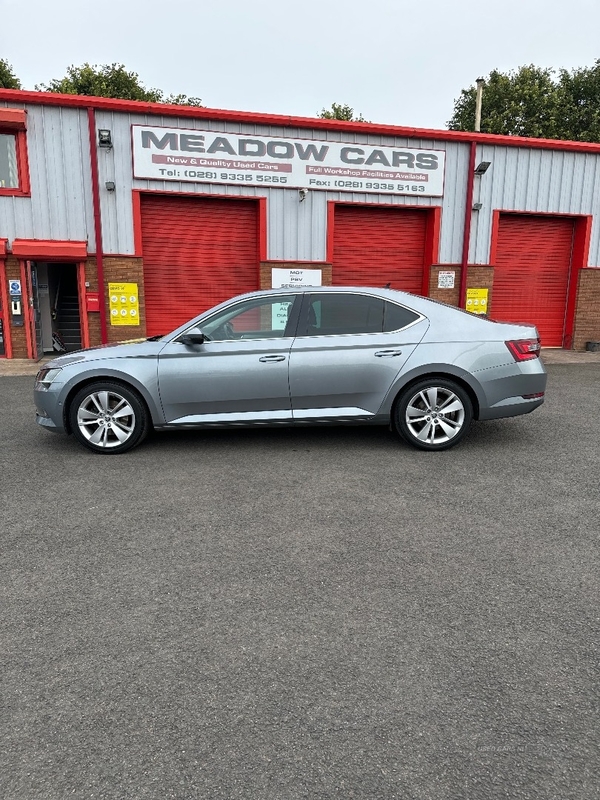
[1,88,599,359]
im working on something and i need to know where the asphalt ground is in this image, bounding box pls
[1,365,599,800]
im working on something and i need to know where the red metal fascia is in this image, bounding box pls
[489,210,501,265]
[131,191,143,257]
[459,141,477,306]
[422,206,442,296]
[77,261,91,349]
[326,201,336,264]
[4,87,600,154]
[257,196,268,263]
[0,129,30,197]
[0,107,26,128]
[565,215,592,348]
[15,129,30,195]
[0,253,12,358]
[19,259,34,359]
[11,239,87,259]
[87,107,108,343]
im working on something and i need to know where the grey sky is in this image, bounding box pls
[2,0,599,130]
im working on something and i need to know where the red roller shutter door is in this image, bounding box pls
[141,195,259,336]
[332,205,427,293]
[493,215,574,347]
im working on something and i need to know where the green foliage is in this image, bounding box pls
[557,61,600,143]
[36,63,202,106]
[318,102,367,122]
[448,61,600,142]
[0,58,21,89]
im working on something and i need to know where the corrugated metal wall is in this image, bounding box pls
[95,110,467,262]
[471,144,600,264]
[2,101,600,267]
[0,104,95,249]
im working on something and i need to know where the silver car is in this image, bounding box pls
[34,287,546,454]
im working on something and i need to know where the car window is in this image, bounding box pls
[382,301,420,331]
[201,295,297,341]
[301,293,384,336]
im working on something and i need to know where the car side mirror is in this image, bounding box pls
[179,332,208,346]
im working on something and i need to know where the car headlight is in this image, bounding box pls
[35,367,63,389]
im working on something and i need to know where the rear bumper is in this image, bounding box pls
[479,395,544,420]
[477,358,547,420]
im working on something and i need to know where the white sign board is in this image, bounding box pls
[271,268,322,289]
[132,126,445,197]
[270,269,322,329]
[437,271,455,289]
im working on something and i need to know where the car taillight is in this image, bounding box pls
[505,338,541,361]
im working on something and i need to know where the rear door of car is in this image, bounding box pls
[288,291,429,420]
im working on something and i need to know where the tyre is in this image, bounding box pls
[69,381,150,454]
[394,378,473,451]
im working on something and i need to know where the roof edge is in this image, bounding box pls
[3,88,600,154]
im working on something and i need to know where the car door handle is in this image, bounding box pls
[259,355,286,362]
[374,349,403,357]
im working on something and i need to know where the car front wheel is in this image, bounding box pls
[69,382,149,454]
[394,379,473,451]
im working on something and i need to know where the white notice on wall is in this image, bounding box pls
[271,269,322,329]
[437,271,455,289]
[271,268,322,289]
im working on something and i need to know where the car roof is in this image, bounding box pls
[236,285,417,301]
[232,285,437,314]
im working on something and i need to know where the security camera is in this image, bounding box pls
[299,188,309,202]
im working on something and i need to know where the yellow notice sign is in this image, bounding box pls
[108,282,140,326]
[465,288,489,315]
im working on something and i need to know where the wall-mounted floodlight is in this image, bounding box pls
[472,202,483,211]
[105,181,116,192]
[474,161,491,175]
[98,129,112,148]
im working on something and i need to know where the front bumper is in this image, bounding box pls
[34,386,67,434]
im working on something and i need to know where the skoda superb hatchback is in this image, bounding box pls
[34,287,547,454]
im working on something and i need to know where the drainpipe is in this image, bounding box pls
[459,140,478,308]
[87,107,108,343]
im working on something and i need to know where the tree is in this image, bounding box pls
[557,61,600,143]
[318,102,367,122]
[36,63,202,106]
[448,66,563,138]
[448,61,600,142]
[0,58,21,89]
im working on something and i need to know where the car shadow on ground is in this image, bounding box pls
[34,416,535,460]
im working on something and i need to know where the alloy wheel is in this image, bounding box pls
[76,390,137,449]
[404,385,466,446]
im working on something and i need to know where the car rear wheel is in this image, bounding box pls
[69,382,149,454]
[394,379,473,451]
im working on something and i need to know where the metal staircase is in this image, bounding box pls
[54,270,81,352]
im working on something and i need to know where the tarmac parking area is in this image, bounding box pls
[0,364,599,799]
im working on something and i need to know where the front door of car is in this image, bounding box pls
[289,292,429,419]
[157,295,300,424]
